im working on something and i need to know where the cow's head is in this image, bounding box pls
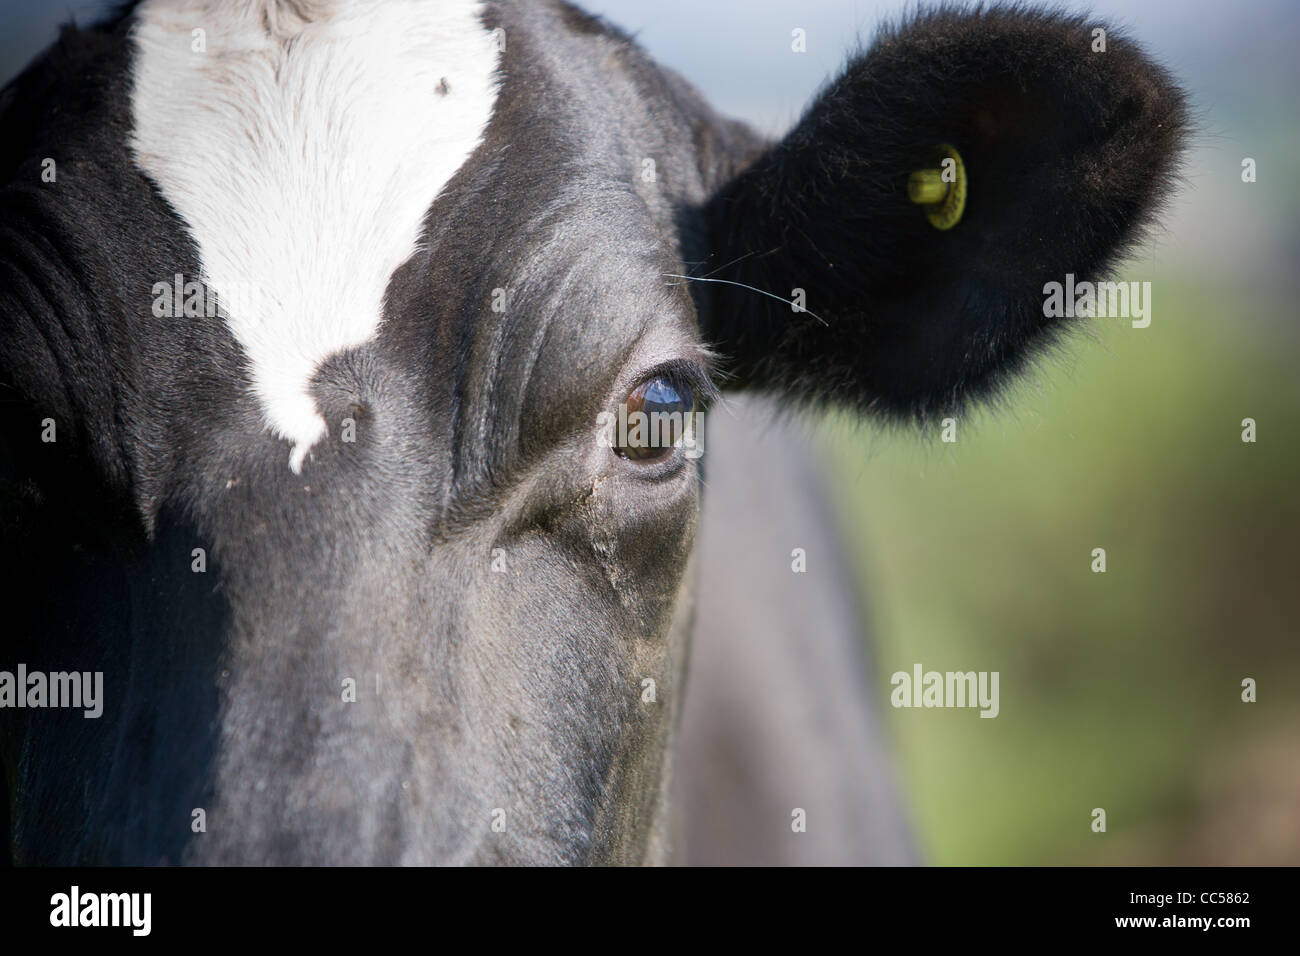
[0,0,1185,863]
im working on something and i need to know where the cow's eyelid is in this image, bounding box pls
[634,358,719,411]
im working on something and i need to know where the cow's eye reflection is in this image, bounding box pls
[615,376,695,462]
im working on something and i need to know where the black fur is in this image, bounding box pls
[699,4,1189,421]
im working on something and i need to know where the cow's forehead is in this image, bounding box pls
[129,0,503,472]
[126,0,704,478]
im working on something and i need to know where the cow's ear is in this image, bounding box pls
[698,8,1188,422]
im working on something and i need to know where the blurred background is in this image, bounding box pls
[3,0,1296,864]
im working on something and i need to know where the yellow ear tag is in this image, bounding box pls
[907,144,966,231]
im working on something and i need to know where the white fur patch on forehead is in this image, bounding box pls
[130,0,500,472]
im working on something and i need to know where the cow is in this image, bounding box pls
[0,0,1186,865]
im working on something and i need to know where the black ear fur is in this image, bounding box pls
[699,4,1189,422]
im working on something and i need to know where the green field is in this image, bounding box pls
[818,274,1300,864]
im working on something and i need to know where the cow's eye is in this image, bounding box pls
[614,375,695,462]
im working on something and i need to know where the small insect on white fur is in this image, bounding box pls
[129,0,501,472]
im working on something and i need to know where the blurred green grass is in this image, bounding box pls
[817,273,1300,865]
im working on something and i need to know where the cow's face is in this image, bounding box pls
[0,0,1185,864]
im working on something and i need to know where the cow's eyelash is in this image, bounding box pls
[636,358,720,411]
